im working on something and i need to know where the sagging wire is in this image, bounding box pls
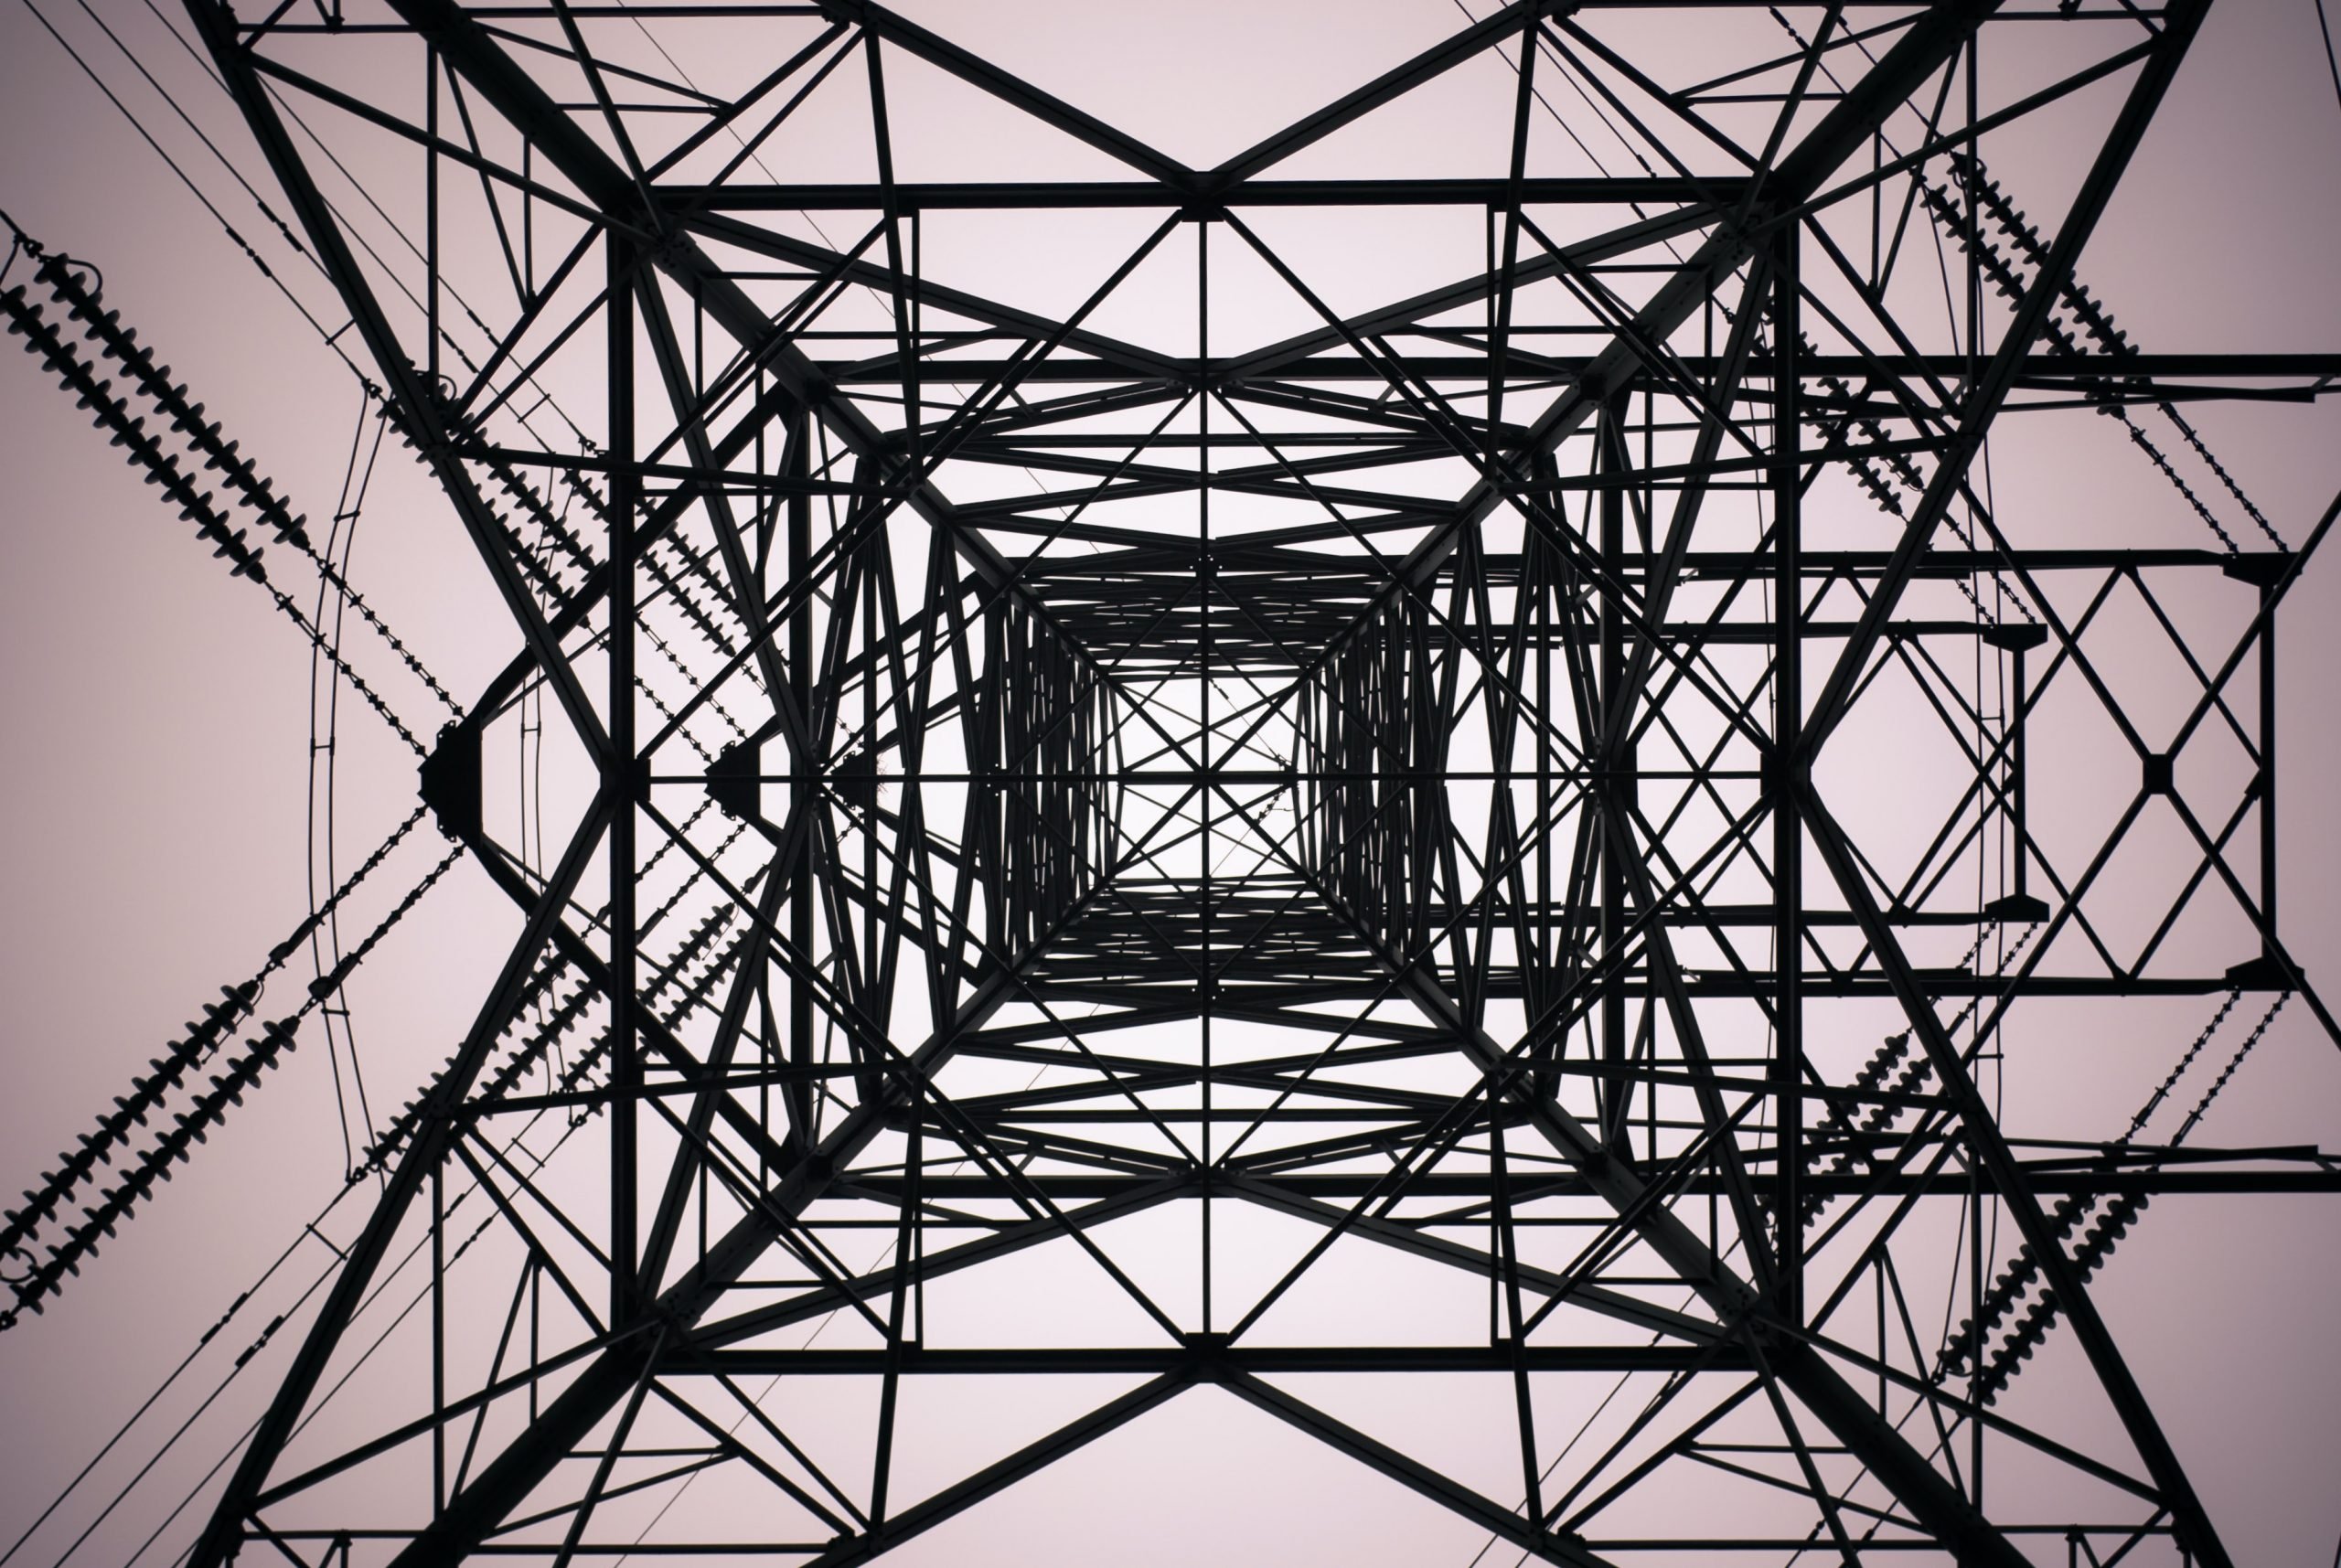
[307,392,397,1183]
[16,1074,604,1568]
[0,219,26,290]
[2318,0,2341,120]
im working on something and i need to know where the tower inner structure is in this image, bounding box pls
[5,2,2336,1564]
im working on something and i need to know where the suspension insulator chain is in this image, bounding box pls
[2,280,427,755]
[416,414,767,738]
[1941,989,2291,1401]
[493,442,761,679]
[0,983,260,1308]
[359,951,586,1178]
[1953,153,2285,550]
[646,616,750,745]
[652,528,760,671]
[1801,1029,1919,1223]
[479,448,601,580]
[0,827,457,1327]
[31,254,465,716]
[5,282,266,578]
[2122,987,2241,1144]
[0,805,429,1317]
[1753,299,1922,520]
[657,904,745,1034]
[1810,363,1918,517]
[543,912,745,1131]
[1930,156,2264,556]
[13,1018,306,1319]
[362,856,744,1171]
[524,447,750,669]
[374,403,586,611]
[547,909,747,1128]
[635,664,719,767]
[1801,923,2039,1232]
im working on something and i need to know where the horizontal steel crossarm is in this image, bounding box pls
[813,351,2341,383]
[769,1162,2341,1201]
[677,210,1187,384]
[1217,200,1732,386]
[677,1173,1192,1352]
[664,176,1747,210]
[790,1371,1193,1568]
[828,0,1585,202]
[675,1344,1744,1375]
[1220,1174,1722,1348]
[1219,1365,1619,1568]
[814,0,1191,187]
[1011,972,2304,999]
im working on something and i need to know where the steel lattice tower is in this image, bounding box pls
[5,2,2338,1564]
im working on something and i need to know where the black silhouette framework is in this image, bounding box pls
[9,1,2337,1563]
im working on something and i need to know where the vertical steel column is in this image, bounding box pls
[1197,214,1214,1336]
[2013,641,2030,905]
[608,233,639,1327]
[425,45,439,386]
[786,415,816,1151]
[1770,227,1804,1323]
[1598,389,1630,1154]
[2260,580,2277,965]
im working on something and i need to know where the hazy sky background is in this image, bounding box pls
[3,3,2341,1563]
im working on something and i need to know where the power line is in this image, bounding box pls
[13,0,367,383]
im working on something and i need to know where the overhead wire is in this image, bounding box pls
[2319,0,2341,118]
[32,1086,605,1568]
[63,0,314,274]
[307,393,396,1180]
[11,0,367,386]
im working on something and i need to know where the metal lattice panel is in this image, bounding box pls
[5,3,2340,1564]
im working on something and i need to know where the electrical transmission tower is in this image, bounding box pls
[5,1,2339,1564]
